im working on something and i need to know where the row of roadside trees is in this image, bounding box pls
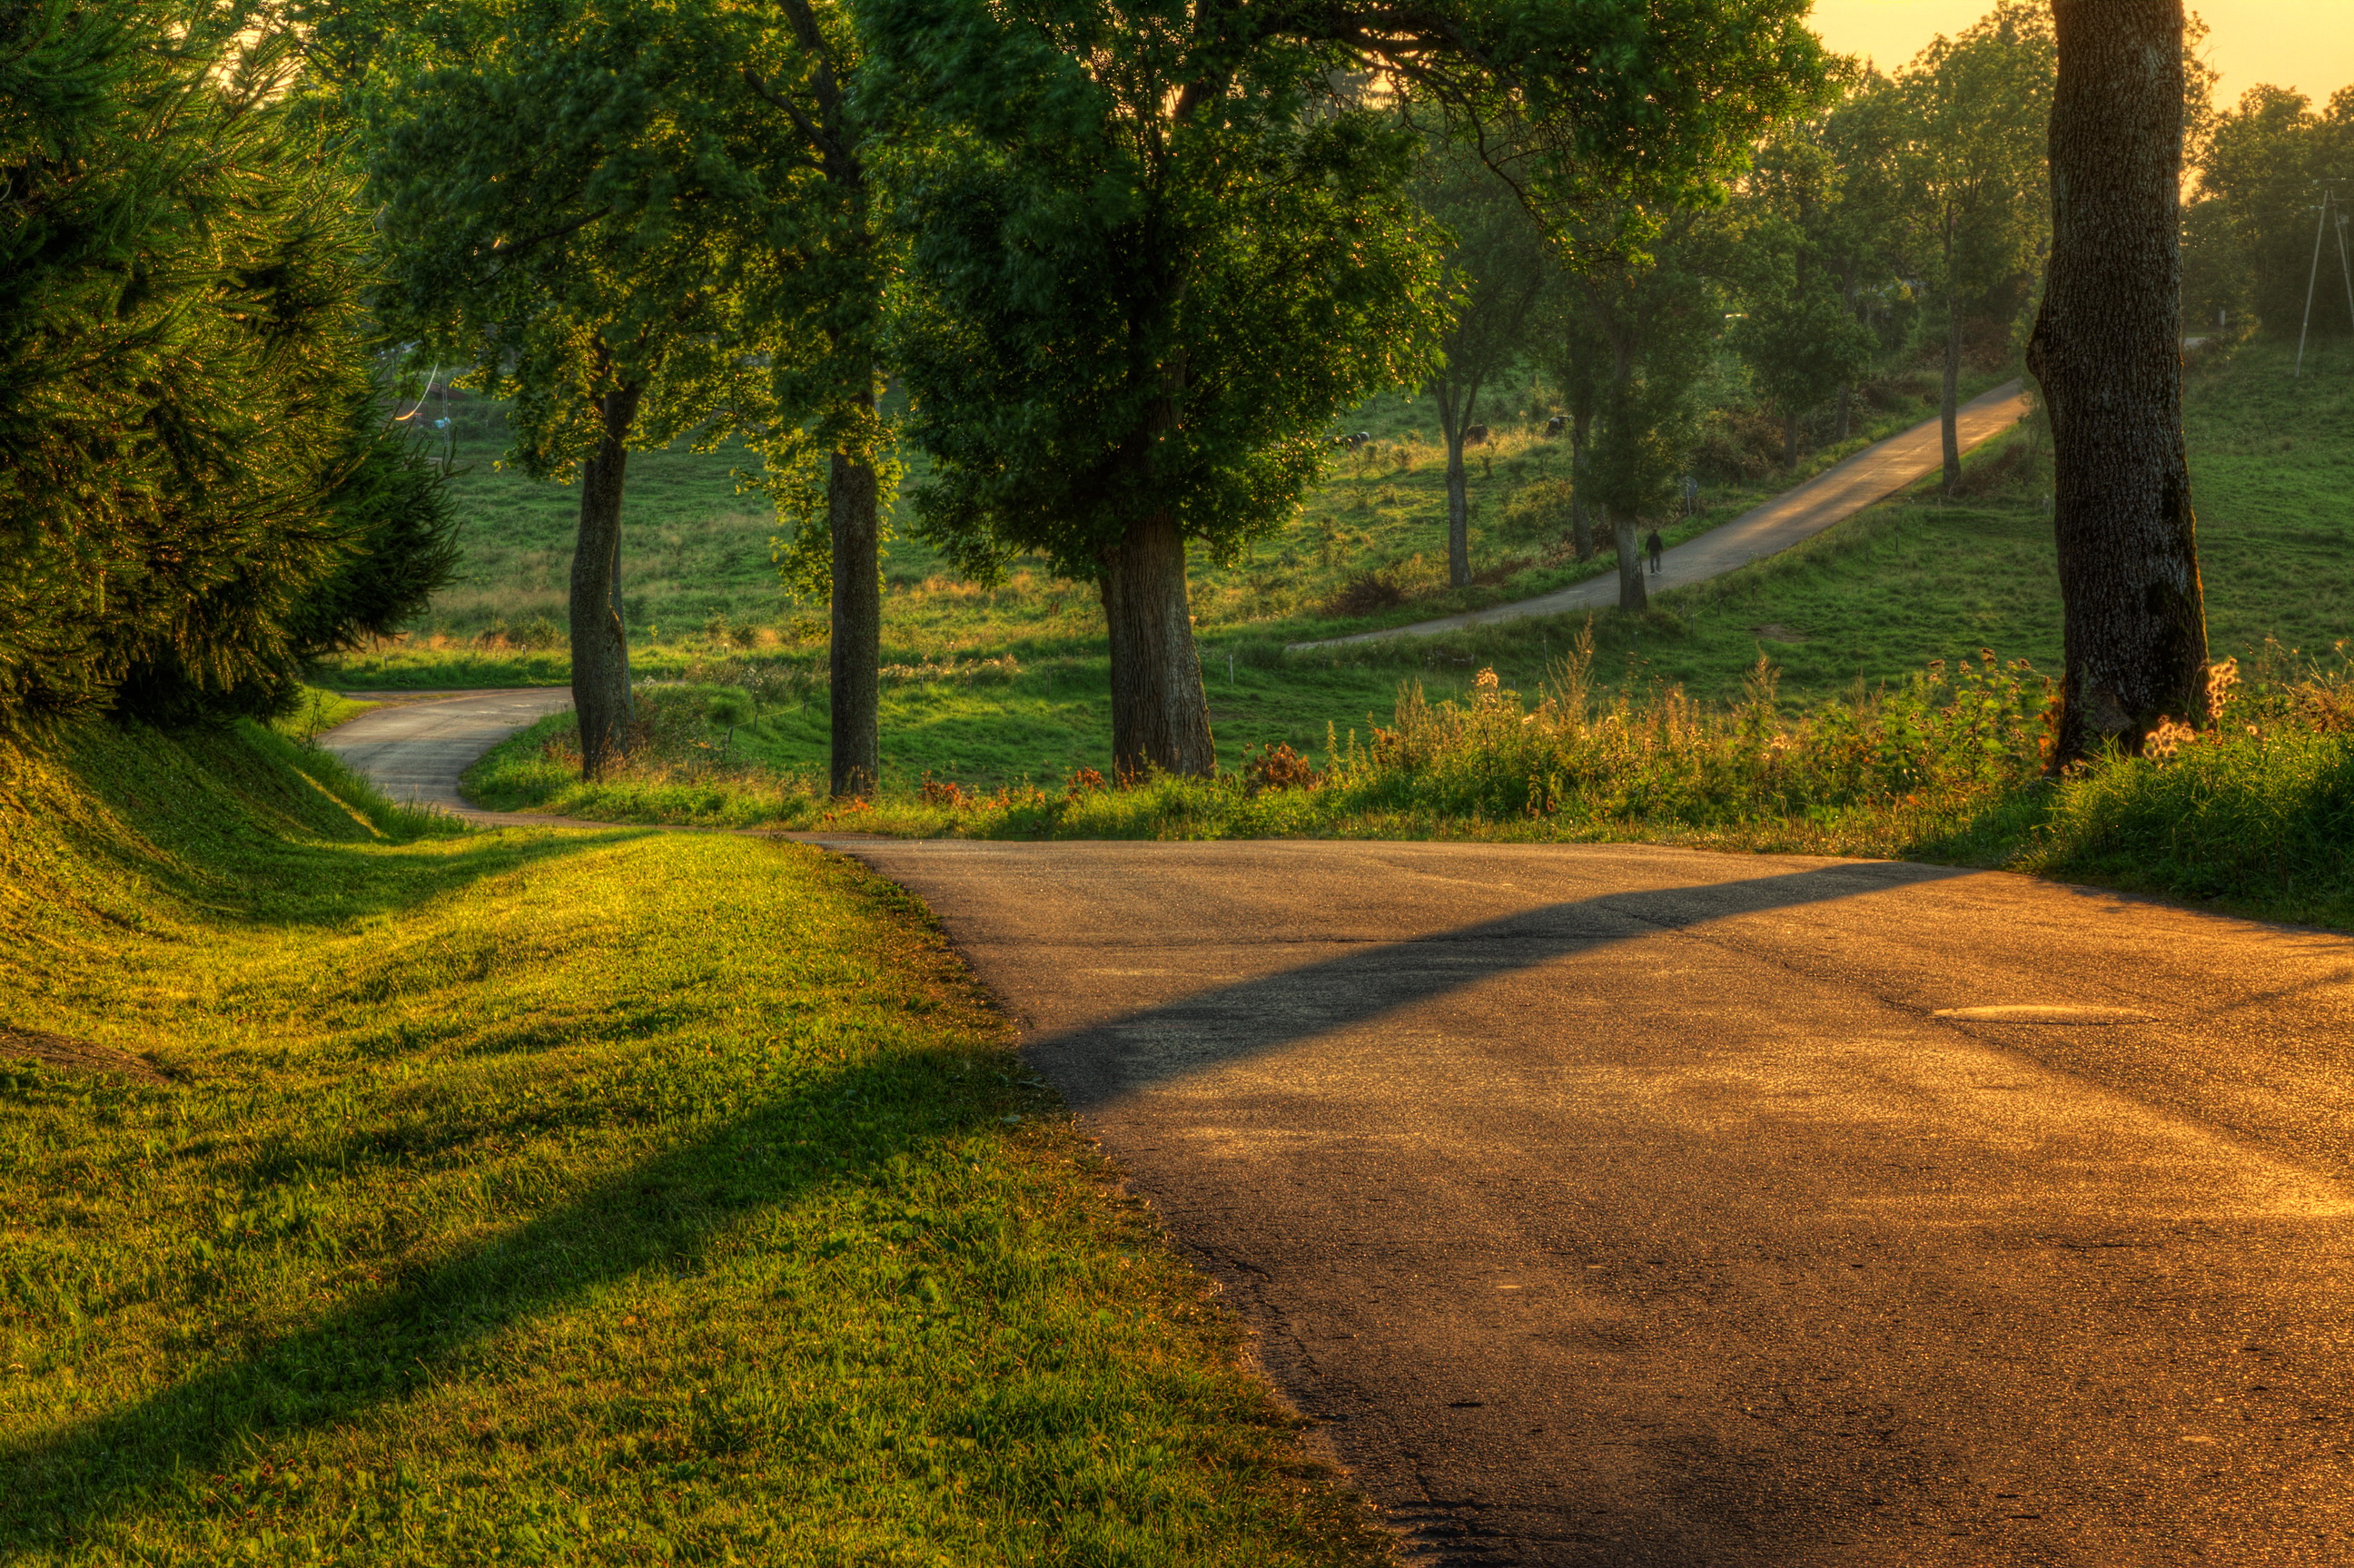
[319,0,1833,788]
[0,0,2227,784]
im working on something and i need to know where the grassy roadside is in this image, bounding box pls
[0,722,1387,1565]
[462,635,2354,934]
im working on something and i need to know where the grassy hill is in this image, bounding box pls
[0,722,1384,1564]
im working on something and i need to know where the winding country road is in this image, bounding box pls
[1298,380,2030,649]
[330,694,2354,1565]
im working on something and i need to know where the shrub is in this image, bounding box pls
[0,8,455,731]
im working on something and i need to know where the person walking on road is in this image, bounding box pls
[1645,529,1664,575]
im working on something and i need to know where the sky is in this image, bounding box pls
[1808,1,2354,108]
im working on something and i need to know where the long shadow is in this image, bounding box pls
[1,1047,989,1551]
[1012,859,1971,1110]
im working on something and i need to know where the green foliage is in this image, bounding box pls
[0,5,456,730]
[0,719,1390,1565]
[2192,84,2354,337]
[872,0,1831,586]
[345,0,790,476]
[1889,3,2055,350]
[1726,116,1885,435]
[1418,135,1552,432]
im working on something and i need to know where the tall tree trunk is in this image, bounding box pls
[828,388,882,796]
[569,380,644,781]
[2030,0,2206,768]
[1613,514,1647,612]
[1099,512,1215,780]
[1435,380,1478,587]
[1568,412,1594,559]
[1782,409,1802,469]
[1444,439,1470,587]
[608,528,630,689]
[1941,216,1963,498]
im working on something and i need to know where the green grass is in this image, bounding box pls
[0,721,1386,1565]
[332,340,2347,794]
[461,640,2354,934]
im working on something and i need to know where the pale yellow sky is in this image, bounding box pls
[1809,1,2354,107]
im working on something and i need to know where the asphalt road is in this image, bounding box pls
[324,693,2354,1563]
[1299,381,2029,649]
[811,835,2354,1566]
[320,687,575,823]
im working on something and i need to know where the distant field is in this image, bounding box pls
[335,341,2350,786]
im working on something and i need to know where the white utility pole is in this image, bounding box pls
[2298,188,2333,379]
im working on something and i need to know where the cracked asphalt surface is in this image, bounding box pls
[815,836,2354,1566]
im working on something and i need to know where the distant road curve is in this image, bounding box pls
[320,687,575,826]
[1295,380,2030,650]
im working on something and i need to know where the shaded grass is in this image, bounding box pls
[0,722,1387,1565]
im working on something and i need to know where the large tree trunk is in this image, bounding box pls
[1444,439,1471,587]
[1099,511,1215,780]
[1941,216,1963,498]
[2030,0,2207,768]
[828,391,882,797]
[1613,514,1647,612]
[1435,380,1478,587]
[569,380,643,781]
[1568,412,1594,559]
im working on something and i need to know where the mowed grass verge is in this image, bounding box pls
[0,722,1385,1565]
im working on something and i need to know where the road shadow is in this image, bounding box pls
[1,1045,995,1551]
[1015,859,1970,1109]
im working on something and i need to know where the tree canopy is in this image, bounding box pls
[0,3,455,733]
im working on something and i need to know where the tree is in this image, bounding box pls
[346,0,828,776]
[1545,204,1723,608]
[870,0,1831,777]
[2028,0,2207,767]
[1416,138,1552,587]
[1728,111,1889,464]
[2192,84,2354,337]
[0,4,455,733]
[727,0,896,797]
[1528,292,1614,558]
[1893,4,2054,497]
[1582,375,1687,614]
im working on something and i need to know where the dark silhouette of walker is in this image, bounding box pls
[1645,530,1664,574]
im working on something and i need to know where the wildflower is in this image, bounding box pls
[2142,715,2196,762]
[2205,657,2241,723]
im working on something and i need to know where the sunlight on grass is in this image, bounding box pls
[0,722,1386,1566]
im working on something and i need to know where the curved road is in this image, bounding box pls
[1298,381,2030,649]
[337,693,2354,1565]
[320,687,573,823]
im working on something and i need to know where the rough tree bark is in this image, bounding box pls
[1613,514,1647,612]
[1568,410,1594,559]
[1099,510,1216,780]
[1940,209,1963,497]
[828,386,882,796]
[1435,380,1480,587]
[569,379,644,781]
[2029,0,2207,767]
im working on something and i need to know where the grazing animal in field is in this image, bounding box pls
[1334,430,1373,450]
[1544,414,1567,438]
[1461,424,1490,448]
